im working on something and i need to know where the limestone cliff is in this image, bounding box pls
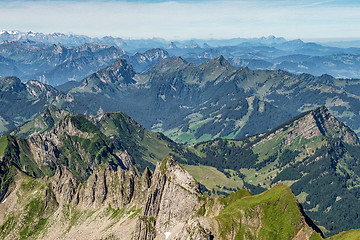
[255,106,359,148]
[0,155,323,240]
[133,156,209,240]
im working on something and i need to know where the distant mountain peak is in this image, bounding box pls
[76,59,136,92]
[0,76,24,92]
[260,106,359,147]
[133,48,169,63]
[185,41,200,49]
[95,59,135,84]
[199,55,231,69]
[167,41,178,49]
[150,56,194,73]
[142,48,169,58]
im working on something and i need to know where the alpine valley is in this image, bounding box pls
[2,31,360,240]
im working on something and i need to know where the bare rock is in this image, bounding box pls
[134,156,203,240]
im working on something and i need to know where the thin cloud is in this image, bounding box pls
[0,0,359,40]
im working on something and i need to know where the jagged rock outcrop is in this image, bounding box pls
[134,156,208,240]
[51,166,80,204]
[0,153,328,240]
[75,165,138,209]
[115,150,138,173]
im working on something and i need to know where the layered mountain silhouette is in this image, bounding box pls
[3,56,360,146]
[68,56,360,145]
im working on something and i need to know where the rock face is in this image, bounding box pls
[95,59,136,85]
[133,156,207,240]
[255,106,359,147]
[51,166,80,205]
[74,164,138,209]
[0,155,323,240]
[128,48,170,72]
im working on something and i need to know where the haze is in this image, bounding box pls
[0,0,360,40]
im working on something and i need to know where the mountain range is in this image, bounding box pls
[3,30,360,82]
[3,55,360,147]
[3,30,360,239]
[1,104,360,238]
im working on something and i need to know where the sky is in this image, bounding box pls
[1,0,360,41]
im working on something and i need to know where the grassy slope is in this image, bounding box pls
[0,136,8,158]
[214,184,322,240]
[183,164,243,194]
[329,229,360,240]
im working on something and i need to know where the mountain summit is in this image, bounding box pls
[73,59,136,93]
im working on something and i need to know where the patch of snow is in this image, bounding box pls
[165,232,171,239]
[297,64,308,69]
[8,30,19,35]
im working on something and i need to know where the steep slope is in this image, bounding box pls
[4,105,360,237]
[182,106,360,236]
[0,77,89,135]
[0,155,323,240]
[69,56,292,144]
[213,184,323,240]
[6,106,189,183]
[127,48,170,72]
[63,56,360,145]
[4,108,171,185]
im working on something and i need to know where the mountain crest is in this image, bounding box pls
[74,59,136,92]
[95,59,136,85]
[311,106,359,145]
[257,106,359,148]
[10,105,71,138]
[0,76,24,92]
[134,156,203,239]
[150,56,194,73]
[215,55,230,66]
[199,55,231,70]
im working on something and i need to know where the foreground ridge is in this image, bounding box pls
[0,155,324,239]
[1,106,360,237]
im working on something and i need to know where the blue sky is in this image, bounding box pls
[1,0,360,40]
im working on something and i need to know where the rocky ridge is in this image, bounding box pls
[255,106,359,148]
[3,105,360,237]
[0,155,323,240]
